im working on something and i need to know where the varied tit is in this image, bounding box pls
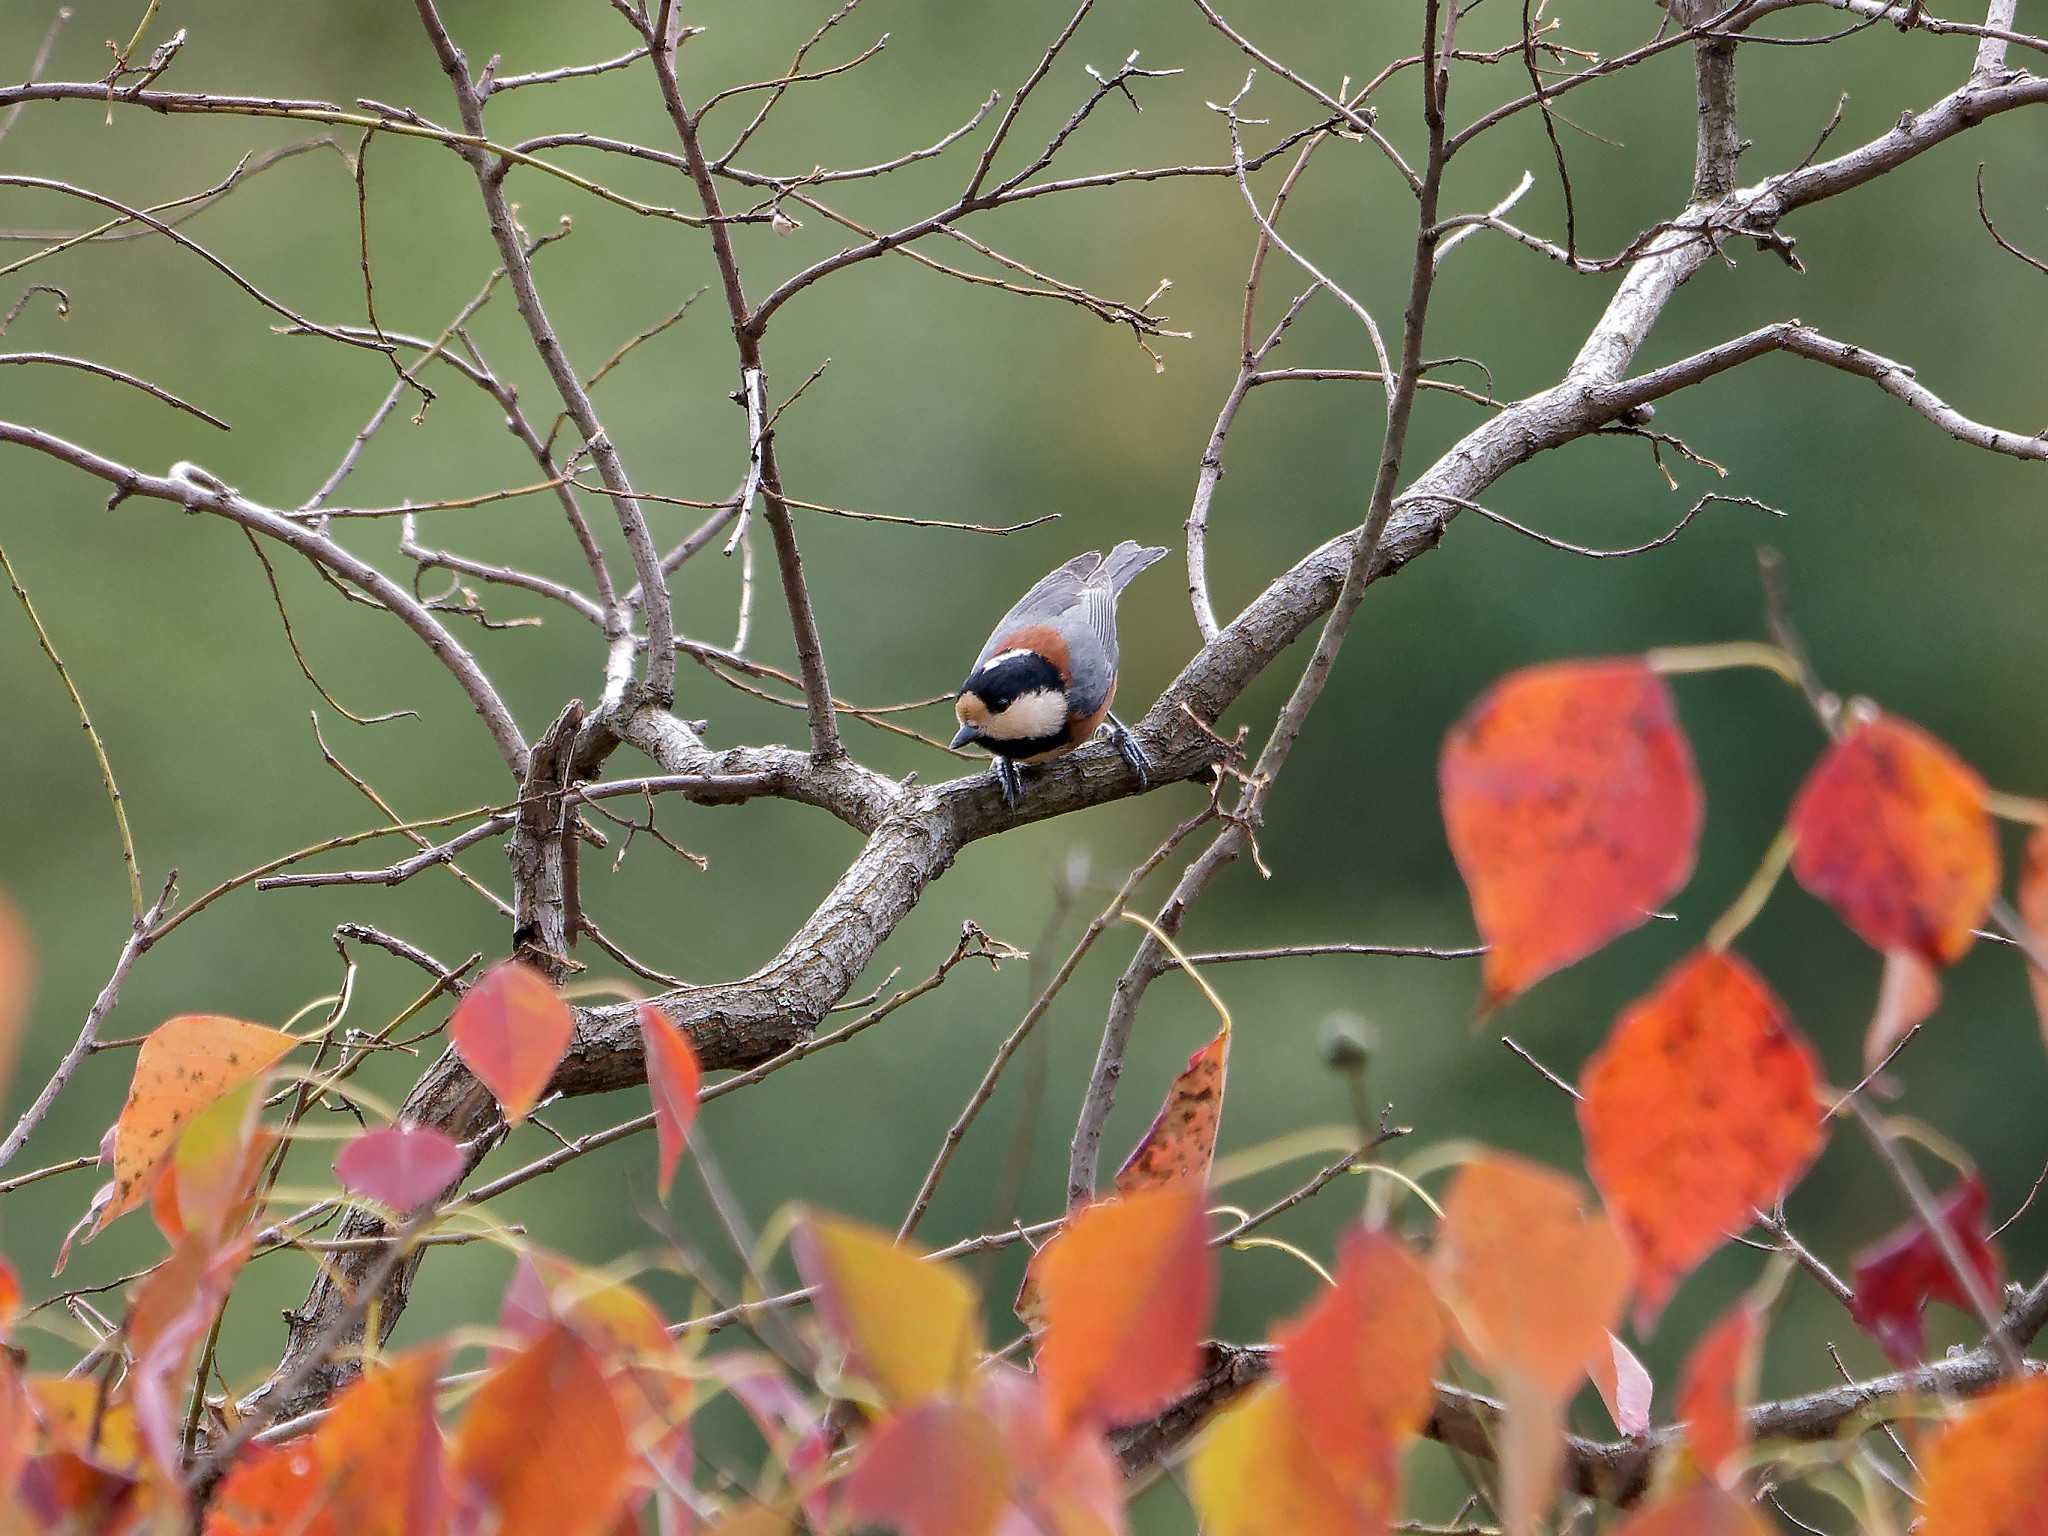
[951,541,1168,810]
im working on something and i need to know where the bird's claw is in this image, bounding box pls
[993,756,1023,812]
[1104,713,1150,788]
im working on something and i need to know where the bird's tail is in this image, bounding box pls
[1101,539,1169,594]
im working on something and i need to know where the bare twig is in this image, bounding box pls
[0,352,228,429]
[0,875,175,1169]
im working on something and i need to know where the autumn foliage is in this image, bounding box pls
[2,640,2046,1534]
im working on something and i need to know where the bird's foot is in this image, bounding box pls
[1104,713,1150,788]
[993,756,1023,811]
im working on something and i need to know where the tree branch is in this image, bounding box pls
[0,424,529,774]
[1115,1270,2048,1504]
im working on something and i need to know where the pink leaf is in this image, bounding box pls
[335,1125,465,1214]
[1588,1331,1654,1439]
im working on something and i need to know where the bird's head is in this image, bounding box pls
[951,648,1067,751]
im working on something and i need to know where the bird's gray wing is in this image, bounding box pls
[973,550,1102,670]
[1072,542,1165,678]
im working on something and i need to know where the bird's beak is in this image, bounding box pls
[950,724,979,751]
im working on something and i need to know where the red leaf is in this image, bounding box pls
[1676,1302,1762,1483]
[1035,1186,1215,1431]
[451,961,574,1123]
[975,1367,1124,1535]
[842,1400,1011,1536]
[1440,658,1702,1005]
[2021,826,2048,1055]
[1918,1374,2048,1535]
[1588,1332,1653,1439]
[1789,713,1997,967]
[1578,950,1825,1328]
[335,1125,465,1214]
[640,1003,701,1201]
[1272,1227,1444,1493]
[1849,1175,2003,1366]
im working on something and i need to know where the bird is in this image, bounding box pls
[951,541,1168,810]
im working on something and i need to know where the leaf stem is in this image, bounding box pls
[1643,640,1803,688]
[1705,827,1796,953]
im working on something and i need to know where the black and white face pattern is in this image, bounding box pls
[955,649,1069,758]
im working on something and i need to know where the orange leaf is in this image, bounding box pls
[1789,713,1997,967]
[454,1324,631,1536]
[313,1347,447,1536]
[204,1442,337,1536]
[525,1258,691,1449]
[1918,1375,2048,1535]
[1189,1379,1388,1534]
[1440,658,1702,1005]
[1611,1485,1772,1535]
[2021,826,2048,1055]
[842,1399,1012,1536]
[0,1356,28,1522]
[0,891,31,1100]
[1036,1185,1214,1432]
[1431,1153,1629,1400]
[1865,948,1941,1071]
[793,1213,980,1408]
[97,1014,297,1234]
[640,1003,701,1201]
[1676,1302,1762,1483]
[1588,1332,1653,1439]
[451,961,573,1123]
[1578,950,1824,1328]
[1273,1227,1443,1492]
[1114,1027,1229,1196]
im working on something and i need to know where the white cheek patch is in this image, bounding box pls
[980,688,1068,742]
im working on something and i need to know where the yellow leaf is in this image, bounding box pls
[1190,1381,1385,1534]
[795,1213,981,1408]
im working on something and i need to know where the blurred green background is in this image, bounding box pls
[1,0,2044,1526]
